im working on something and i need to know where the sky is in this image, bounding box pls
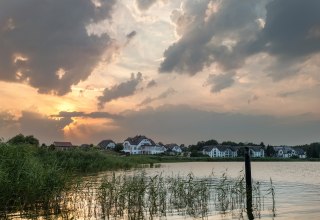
[0,0,319,146]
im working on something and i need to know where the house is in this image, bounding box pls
[248,146,265,158]
[98,140,116,149]
[122,135,166,155]
[165,143,182,155]
[294,148,306,158]
[53,141,74,151]
[202,145,238,158]
[274,146,305,158]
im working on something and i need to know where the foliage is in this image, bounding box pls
[114,143,124,152]
[7,133,39,147]
[265,145,276,157]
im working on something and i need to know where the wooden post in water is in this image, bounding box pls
[245,147,254,220]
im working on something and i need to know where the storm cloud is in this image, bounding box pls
[160,0,320,81]
[0,0,116,95]
[97,72,143,109]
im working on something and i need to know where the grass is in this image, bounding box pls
[0,143,159,216]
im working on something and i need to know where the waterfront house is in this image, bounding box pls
[165,143,183,155]
[98,139,116,149]
[53,141,74,151]
[274,146,305,158]
[122,135,166,155]
[202,145,238,158]
[248,146,265,158]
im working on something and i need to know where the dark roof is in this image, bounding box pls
[125,135,156,146]
[294,148,305,155]
[203,145,237,152]
[165,143,179,150]
[98,140,115,148]
[53,141,73,147]
[248,146,264,152]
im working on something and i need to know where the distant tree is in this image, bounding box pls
[7,134,39,147]
[307,143,320,158]
[221,141,238,146]
[265,145,276,157]
[260,142,265,147]
[114,143,123,152]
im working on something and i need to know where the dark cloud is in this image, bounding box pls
[160,0,320,82]
[257,0,320,59]
[135,0,158,11]
[159,0,261,75]
[205,72,235,93]
[139,87,176,106]
[51,111,122,120]
[0,0,116,95]
[146,79,157,88]
[97,72,143,109]
[116,105,320,146]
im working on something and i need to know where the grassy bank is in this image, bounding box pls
[0,143,158,214]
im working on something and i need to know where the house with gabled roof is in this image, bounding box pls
[53,141,74,151]
[165,143,182,155]
[202,145,238,158]
[273,146,305,158]
[248,146,265,158]
[98,139,116,149]
[123,135,165,155]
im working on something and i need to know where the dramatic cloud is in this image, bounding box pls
[159,0,262,75]
[139,87,176,106]
[160,0,320,82]
[0,0,116,95]
[97,72,143,109]
[205,72,235,93]
[256,0,320,59]
[51,111,122,120]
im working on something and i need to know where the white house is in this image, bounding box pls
[248,146,265,158]
[203,145,238,158]
[273,146,305,158]
[165,144,182,154]
[98,139,116,149]
[123,135,166,155]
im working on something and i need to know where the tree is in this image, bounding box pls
[114,143,124,153]
[265,145,276,157]
[7,134,39,147]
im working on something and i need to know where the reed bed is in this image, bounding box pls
[3,169,276,219]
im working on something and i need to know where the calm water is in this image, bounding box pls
[7,162,320,220]
[142,162,320,220]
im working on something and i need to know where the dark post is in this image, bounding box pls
[245,147,254,219]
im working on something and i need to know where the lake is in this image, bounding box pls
[7,161,320,219]
[142,162,320,219]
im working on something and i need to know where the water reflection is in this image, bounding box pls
[3,162,320,220]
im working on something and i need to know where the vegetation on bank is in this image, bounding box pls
[0,142,159,214]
